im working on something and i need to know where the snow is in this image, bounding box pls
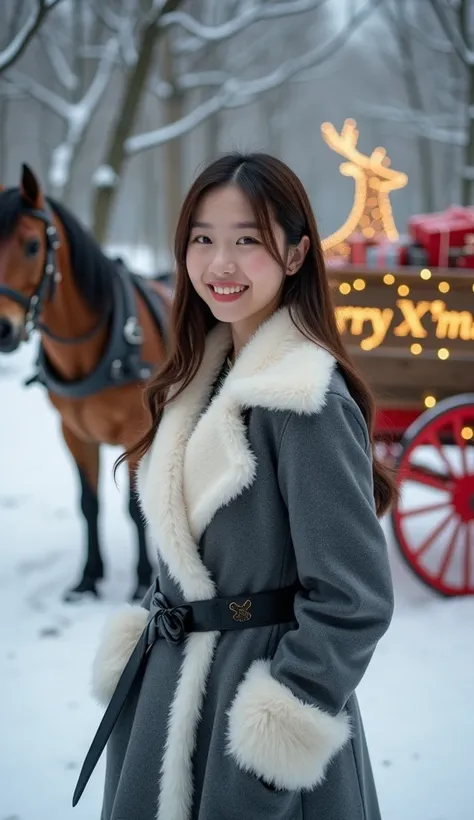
[92,165,119,190]
[0,341,473,820]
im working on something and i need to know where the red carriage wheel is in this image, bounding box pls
[391,395,474,596]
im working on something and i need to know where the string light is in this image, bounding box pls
[360,339,373,350]
[472,284,474,292]
[437,348,450,360]
[410,343,422,355]
[424,395,437,409]
[398,284,410,296]
[438,281,450,293]
[339,282,351,295]
[461,427,474,440]
[320,119,408,256]
[353,278,366,291]
[420,268,432,280]
[383,273,395,285]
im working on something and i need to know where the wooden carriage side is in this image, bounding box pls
[329,264,474,597]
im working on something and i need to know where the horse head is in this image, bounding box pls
[0,164,59,353]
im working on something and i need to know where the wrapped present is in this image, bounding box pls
[407,206,474,267]
[348,233,368,265]
[456,254,474,269]
[365,239,400,268]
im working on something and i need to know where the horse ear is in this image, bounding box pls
[20,164,45,209]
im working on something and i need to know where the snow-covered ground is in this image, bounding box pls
[1,341,473,820]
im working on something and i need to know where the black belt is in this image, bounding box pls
[72,583,298,807]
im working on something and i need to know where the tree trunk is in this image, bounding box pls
[91,0,184,244]
[161,31,183,265]
[460,0,474,205]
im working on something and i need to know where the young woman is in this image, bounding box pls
[75,153,395,820]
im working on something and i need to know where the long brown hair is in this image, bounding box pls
[117,152,396,516]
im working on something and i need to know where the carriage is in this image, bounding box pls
[331,262,474,596]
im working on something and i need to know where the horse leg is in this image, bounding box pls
[61,425,103,602]
[128,464,153,601]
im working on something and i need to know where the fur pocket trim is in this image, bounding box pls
[226,659,351,791]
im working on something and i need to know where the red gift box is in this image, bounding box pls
[456,254,474,269]
[408,206,474,267]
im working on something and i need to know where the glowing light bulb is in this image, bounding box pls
[461,426,474,440]
[420,268,432,280]
[398,284,410,296]
[410,343,422,355]
[362,226,375,238]
[353,278,366,291]
[360,339,373,351]
[424,395,437,409]
[383,273,395,285]
[339,282,351,295]
[438,281,450,293]
[437,348,449,360]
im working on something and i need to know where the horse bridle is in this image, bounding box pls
[0,202,110,344]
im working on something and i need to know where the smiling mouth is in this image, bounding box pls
[209,284,248,295]
[207,284,249,302]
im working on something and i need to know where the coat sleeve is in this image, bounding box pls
[226,391,394,791]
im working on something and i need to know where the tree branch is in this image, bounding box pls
[127,0,382,156]
[38,27,78,91]
[160,0,329,42]
[0,0,64,74]
[429,0,474,64]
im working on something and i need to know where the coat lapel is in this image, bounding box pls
[138,307,336,602]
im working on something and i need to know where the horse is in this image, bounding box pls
[0,165,173,602]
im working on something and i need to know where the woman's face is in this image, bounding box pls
[186,185,303,338]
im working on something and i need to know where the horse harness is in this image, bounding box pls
[0,200,171,399]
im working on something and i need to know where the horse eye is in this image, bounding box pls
[24,238,40,258]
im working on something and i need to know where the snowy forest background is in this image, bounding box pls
[1,0,474,272]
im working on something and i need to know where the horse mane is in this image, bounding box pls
[0,187,116,314]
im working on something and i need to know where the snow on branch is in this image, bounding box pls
[0,0,65,74]
[126,0,381,156]
[161,0,328,43]
[429,0,474,65]
[39,28,78,91]
[7,37,119,191]
[361,102,466,146]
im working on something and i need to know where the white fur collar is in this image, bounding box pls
[137,307,335,602]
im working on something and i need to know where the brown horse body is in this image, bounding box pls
[0,166,171,601]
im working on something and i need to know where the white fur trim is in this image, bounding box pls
[136,308,336,819]
[226,659,351,791]
[91,606,149,707]
[157,631,219,820]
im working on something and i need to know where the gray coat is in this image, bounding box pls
[91,307,394,820]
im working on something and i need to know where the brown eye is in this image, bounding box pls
[24,238,40,258]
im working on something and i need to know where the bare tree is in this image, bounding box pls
[92,0,382,243]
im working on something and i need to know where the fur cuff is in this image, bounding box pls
[226,659,351,791]
[91,605,149,706]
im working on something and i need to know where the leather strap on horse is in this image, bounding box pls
[72,583,298,807]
